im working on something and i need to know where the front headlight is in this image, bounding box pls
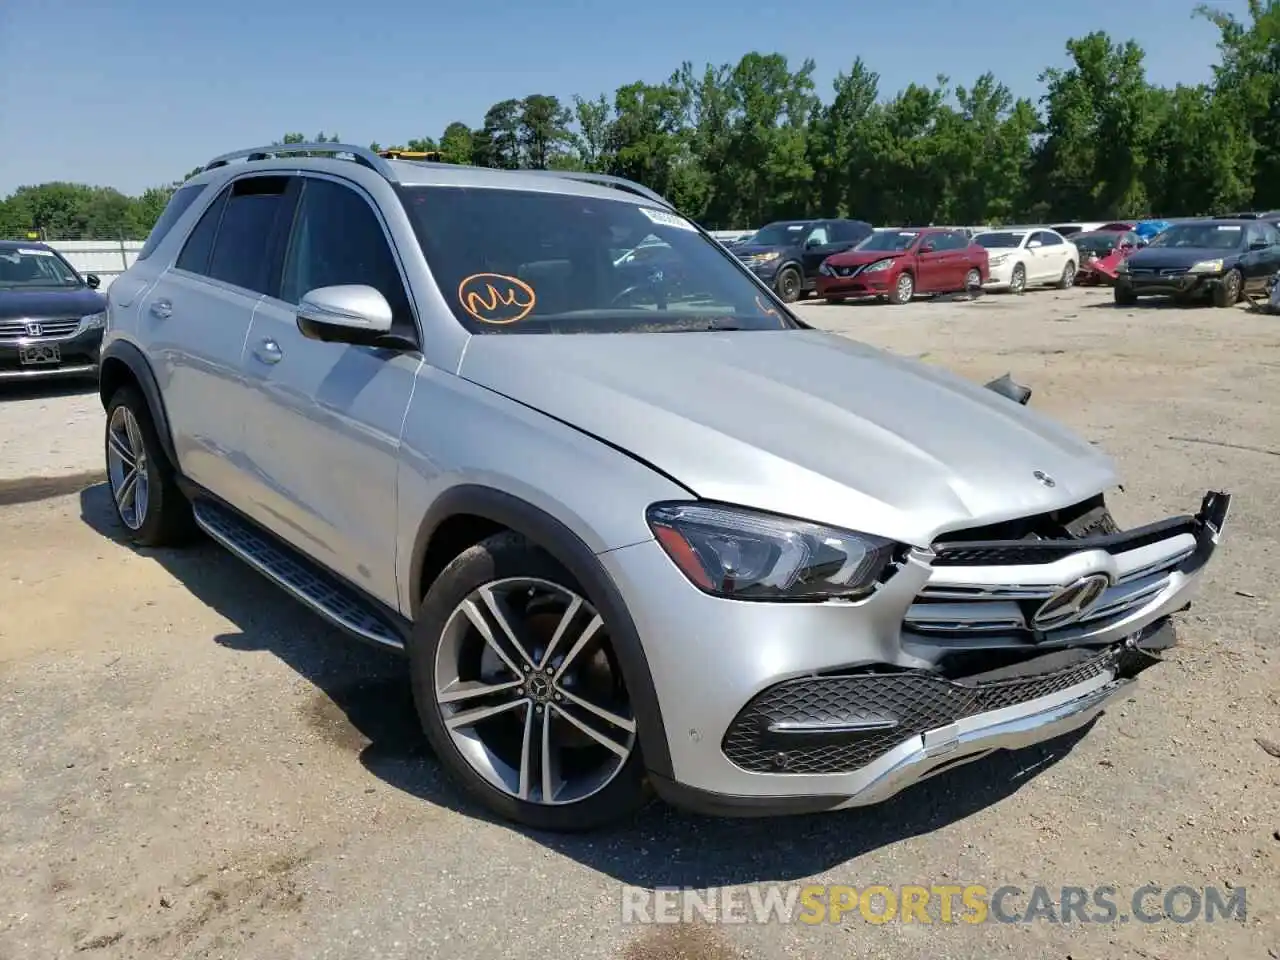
[988,254,1008,266]
[79,311,106,331]
[1189,259,1224,274]
[818,261,834,276]
[862,258,894,273]
[749,251,780,264]
[647,503,898,601]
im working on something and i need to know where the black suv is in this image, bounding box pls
[732,218,873,302]
[0,240,107,382]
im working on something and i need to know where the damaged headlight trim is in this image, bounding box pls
[647,502,899,601]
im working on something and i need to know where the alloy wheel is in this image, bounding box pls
[106,405,150,531]
[434,577,636,806]
[964,268,981,289]
[1011,265,1026,294]
[897,273,914,301]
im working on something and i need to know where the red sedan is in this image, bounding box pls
[816,227,989,304]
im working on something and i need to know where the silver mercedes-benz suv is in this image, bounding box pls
[98,143,1229,831]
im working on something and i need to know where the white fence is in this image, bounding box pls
[47,240,143,290]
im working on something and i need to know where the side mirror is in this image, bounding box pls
[985,372,1032,405]
[804,237,821,248]
[85,273,100,289]
[918,241,935,253]
[1249,239,1269,251]
[1027,239,1043,249]
[297,285,393,344]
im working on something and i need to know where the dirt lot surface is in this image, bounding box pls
[1,286,1277,959]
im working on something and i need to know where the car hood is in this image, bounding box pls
[1129,246,1238,268]
[0,287,106,321]
[459,330,1118,546]
[827,250,908,267]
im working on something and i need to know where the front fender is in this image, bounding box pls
[98,338,178,467]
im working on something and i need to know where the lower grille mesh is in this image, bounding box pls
[721,649,1117,775]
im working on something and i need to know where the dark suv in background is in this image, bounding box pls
[0,240,107,382]
[732,218,873,302]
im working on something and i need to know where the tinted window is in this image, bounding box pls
[1037,231,1063,246]
[1262,223,1280,245]
[1147,223,1246,250]
[932,231,966,251]
[175,187,228,275]
[828,221,864,243]
[137,184,207,261]
[804,224,830,246]
[205,176,292,294]
[280,178,414,333]
[747,222,810,246]
[401,186,798,335]
[975,231,1026,249]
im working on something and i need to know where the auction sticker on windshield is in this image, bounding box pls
[639,207,697,232]
[458,273,537,325]
[17,248,54,256]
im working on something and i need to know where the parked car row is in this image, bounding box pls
[729,218,1084,304]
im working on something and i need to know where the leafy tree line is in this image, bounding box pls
[4,5,1279,239]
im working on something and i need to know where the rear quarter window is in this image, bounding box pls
[136,183,207,261]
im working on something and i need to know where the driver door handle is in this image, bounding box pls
[149,299,172,320]
[253,338,283,365]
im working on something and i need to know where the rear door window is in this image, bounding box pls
[206,176,294,295]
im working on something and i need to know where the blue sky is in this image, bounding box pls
[0,0,1251,197]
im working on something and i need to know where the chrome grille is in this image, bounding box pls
[0,317,81,341]
[905,541,1196,637]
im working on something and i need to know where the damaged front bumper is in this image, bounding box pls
[637,491,1230,818]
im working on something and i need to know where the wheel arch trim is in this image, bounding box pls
[98,340,178,467]
[410,484,674,779]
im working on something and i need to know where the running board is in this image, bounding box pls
[191,499,407,652]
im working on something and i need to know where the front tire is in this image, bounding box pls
[408,532,650,831]
[104,386,196,547]
[1114,286,1138,306]
[1010,263,1027,295]
[888,271,915,304]
[1212,269,1242,308]
[774,266,802,303]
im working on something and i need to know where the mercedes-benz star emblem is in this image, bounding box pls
[1033,470,1056,487]
[1031,573,1111,631]
[527,674,551,703]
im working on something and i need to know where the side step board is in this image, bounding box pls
[191,499,407,652]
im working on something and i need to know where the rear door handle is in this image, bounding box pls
[253,338,283,365]
[149,299,172,320]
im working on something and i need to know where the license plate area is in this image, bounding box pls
[19,343,60,366]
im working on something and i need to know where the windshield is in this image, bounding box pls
[974,232,1026,249]
[856,230,920,252]
[1146,223,1245,250]
[0,247,82,288]
[1074,232,1122,254]
[745,222,810,247]
[400,186,798,335]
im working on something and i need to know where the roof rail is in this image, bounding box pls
[201,142,397,179]
[517,170,674,209]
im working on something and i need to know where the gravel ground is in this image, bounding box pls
[0,285,1277,959]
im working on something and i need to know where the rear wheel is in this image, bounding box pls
[888,271,915,305]
[1114,286,1138,306]
[963,268,982,291]
[104,386,197,547]
[774,266,802,303]
[408,532,650,832]
[1057,261,1076,289]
